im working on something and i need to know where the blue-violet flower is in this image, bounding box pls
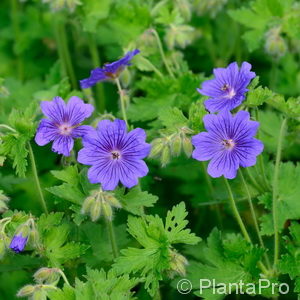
[197,62,256,113]
[77,119,151,190]
[191,110,264,179]
[10,234,28,253]
[80,49,140,89]
[35,96,94,156]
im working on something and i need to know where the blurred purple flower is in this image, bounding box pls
[35,96,94,156]
[77,119,151,190]
[10,234,28,253]
[198,62,256,113]
[192,110,263,179]
[80,49,140,89]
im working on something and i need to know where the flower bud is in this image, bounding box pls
[265,27,287,59]
[81,196,95,214]
[177,0,192,21]
[105,193,122,208]
[171,135,182,157]
[149,138,165,158]
[90,200,101,222]
[17,285,35,297]
[33,268,60,284]
[160,146,171,167]
[120,68,131,87]
[102,201,113,221]
[182,136,193,157]
[31,289,47,300]
[168,250,188,278]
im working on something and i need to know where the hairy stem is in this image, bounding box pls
[254,109,270,191]
[151,29,175,78]
[10,0,24,81]
[28,143,48,214]
[54,18,77,89]
[106,218,118,259]
[223,177,251,243]
[273,118,287,269]
[224,177,269,275]
[88,34,106,112]
[240,169,271,269]
[115,78,128,127]
[201,162,222,228]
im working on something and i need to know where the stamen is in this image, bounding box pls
[111,151,121,160]
[221,139,235,150]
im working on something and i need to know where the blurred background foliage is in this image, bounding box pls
[0,0,300,299]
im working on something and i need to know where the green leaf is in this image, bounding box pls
[165,202,200,245]
[115,187,158,216]
[113,202,200,296]
[260,163,300,235]
[158,107,188,130]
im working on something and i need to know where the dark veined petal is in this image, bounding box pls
[40,96,66,124]
[52,135,74,156]
[35,119,58,146]
[66,96,94,125]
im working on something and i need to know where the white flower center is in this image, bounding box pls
[221,84,236,99]
[221,139,235,150]
[58,123,73,136]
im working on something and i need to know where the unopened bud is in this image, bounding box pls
[171,135,182,157]
[81,196,95,214]
[149,139,165,158]
[120,68,131,87]
[33,268,60,284]
[168,250,188,278]
[102,201,113,221]
[17,285,35,297]
[177,0,192,21]
[265,27,287,59]
[31,289,47,300]
[105,194,122,208]
[182,137,193,157]
[90,200,101,222]
[161,146,171,167]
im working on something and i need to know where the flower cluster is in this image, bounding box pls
[80,49,140,89]
[192,62,263,179]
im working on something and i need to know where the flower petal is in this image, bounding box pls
[35,119,58,146]
[40,96,66,123]
[66,96,94,125]
[52,136,74,156]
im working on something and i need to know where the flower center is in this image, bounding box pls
[111,150,121,160]
[58,123,73,136]
[221,84,236,99]
[221,139,235,150]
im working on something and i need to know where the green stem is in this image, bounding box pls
[240,169,271,269]
[273,118,287,269]
[54,17,77,89]
[245,168,264,194]
[88,34,106,112]
[56,269,71,286]
[201,162,222,228]
[10,0,24,81]
[28,143,48,214]
[224,177,269,275]
[151,29,175,78]
[254,109,270,191]
[106,219,118,259]
[223,177,251,243]
[115,78,128,127]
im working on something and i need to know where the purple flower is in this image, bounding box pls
[77,119,151,190]
[10,234,28,253]
[80,49,140,89]
[198,62,256,113]
[191,110,264,179]
[35,96,94,156]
